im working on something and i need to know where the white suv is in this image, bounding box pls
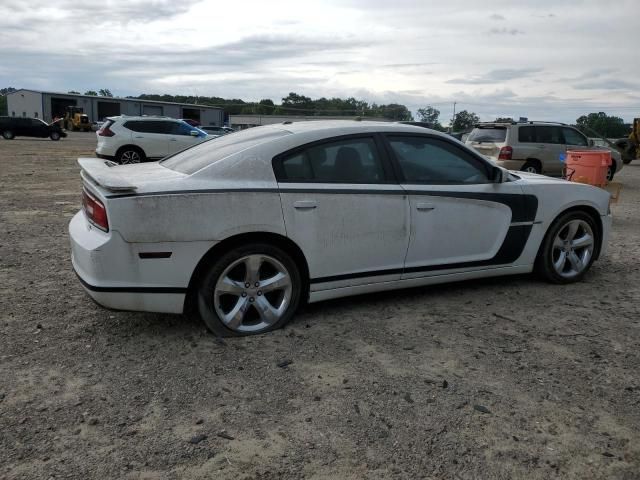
[96,116,209,164]
[465,121,623,181]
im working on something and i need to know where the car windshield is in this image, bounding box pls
[467,127,507,143]
[161,126,291,174]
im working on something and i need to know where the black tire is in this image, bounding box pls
[2,130,14,140]
[521,160,541,174]
[535,211,599,284]
[50,131,61,141]
[197,243,303,337]
[606,163,616,182]
[116,146,145,164]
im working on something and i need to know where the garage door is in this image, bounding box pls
[142,105,163,116]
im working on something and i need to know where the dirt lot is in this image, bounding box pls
[1,132,639,480]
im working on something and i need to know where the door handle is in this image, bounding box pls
[537,145,546,149]
[293,200,317,210]
[169,138,177,141]
[134,136,144,139]
[416,202,435,211]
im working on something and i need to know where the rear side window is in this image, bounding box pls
[161,127,291,175]
[167,122,194,136]
[467,127,507,143]
[536,126,563,144]
[518,126,563,144]
[276,137,386,183]
[123,120,167,134]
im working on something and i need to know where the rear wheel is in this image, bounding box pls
[50,131,61,141]
[536,211,598,284]
[521,160,541,174]
[197,243,302,336]
[117,147,145,164]
[606,163,615,182]
[2,130,14,140]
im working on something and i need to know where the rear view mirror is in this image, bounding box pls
[588,139,595,147]
[492,166,509,183]
[190,130,199,137]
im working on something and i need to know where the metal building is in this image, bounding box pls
[6,89,225,126]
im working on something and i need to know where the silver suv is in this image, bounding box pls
[465,121,623,180]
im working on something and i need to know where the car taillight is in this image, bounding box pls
[98,126,115,137]
[498,146,513,160]
[82,189,109,231]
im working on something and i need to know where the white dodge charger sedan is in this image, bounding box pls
[70,121,612,336]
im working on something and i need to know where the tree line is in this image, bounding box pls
[0,86,632,137]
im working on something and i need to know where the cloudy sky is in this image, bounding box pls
[1,0,638,122]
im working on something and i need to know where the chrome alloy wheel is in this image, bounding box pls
[120,150,141,164]
[213,254,293,333]
[551,219,594,279]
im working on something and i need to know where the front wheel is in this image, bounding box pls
[50,131,61,141]
[197,244,302,336]
[2,130,15,140]
[536,211,598,284]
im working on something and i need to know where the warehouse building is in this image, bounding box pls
[6,89,225,126]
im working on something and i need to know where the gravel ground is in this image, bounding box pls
[1,132,639,480]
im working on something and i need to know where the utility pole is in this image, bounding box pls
[451,101,457,133]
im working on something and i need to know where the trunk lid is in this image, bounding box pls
[78,158,186,193]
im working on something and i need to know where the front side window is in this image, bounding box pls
[168,121,194,136]
[277,137,386,183]
[562,127,588,146]
[388,136,490,184]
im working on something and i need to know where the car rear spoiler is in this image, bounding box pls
[78,158,137,192]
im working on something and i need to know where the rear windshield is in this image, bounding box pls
[160,126,291,174]
[467,127,507,143]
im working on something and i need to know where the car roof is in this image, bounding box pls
[107,115,181,122]
[277,119,445,136]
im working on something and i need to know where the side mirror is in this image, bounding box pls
[190,130,199,137]
[492,166,509,183]
[588,139,595,147]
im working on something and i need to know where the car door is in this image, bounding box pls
[166,121,203,154]
[125,120,169,159]
[29,118,47,138]
[384,134,532,279]
[535,126,565,175]
[275,134,409,290]
[562,126,589,153]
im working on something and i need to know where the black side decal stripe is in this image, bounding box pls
[310,225,533,285]
[75,272,187,294]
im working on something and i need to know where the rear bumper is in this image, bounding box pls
[95,152,116,161]
[69,211,187,314]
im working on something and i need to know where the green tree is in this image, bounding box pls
[98,89,113,97]
[0,87,17,115]
[84,90,98,96]
[576,112,628,138]
[451,110,479,131]
[373,103,413,121]
[417,106,446,130]
[68,90,80,94]
[494,117,513,122]
[281,92,314,113]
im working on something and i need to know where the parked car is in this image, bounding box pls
[95,116,208,164]
[0,116,67,141]
[71,121,611,336]
[199,125,235,135]
[181,118,200,127]
[465,121,623,181]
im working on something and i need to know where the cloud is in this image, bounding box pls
[489,13,505,20]
[573,79,637,90]
[489,27,525,35]
[446,68,543,85]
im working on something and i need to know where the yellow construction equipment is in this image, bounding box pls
[64,106,91,132]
